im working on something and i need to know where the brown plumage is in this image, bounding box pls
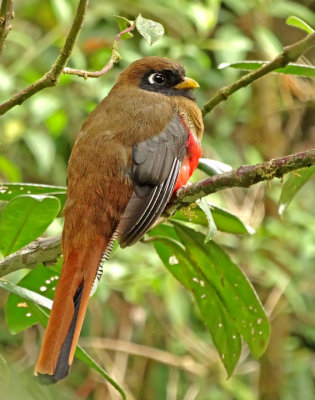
[34,56,203,383]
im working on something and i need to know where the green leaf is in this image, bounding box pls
[151,224,192,290]
[197,198,217,242]
[279,166,315,215]
[152,227,241,376]
[136,14,164,46]
[0,195,61,256]
[0,279,53,309]
[173,203,253,234]
[1,280,126,398]
[173,224,270,361]
[115,16,134,39]
[6,263,61,334]
[75,347,126,400]
[219,61,315,77]
[210,205,254,234]
[0,183,66,208]
[172,206,209,228]
[286,16,314,34]
[198,158,232,176]
[28,302,126,399]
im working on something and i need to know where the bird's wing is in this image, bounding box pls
[118,114,188,247]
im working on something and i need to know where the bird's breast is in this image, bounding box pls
[173,112,202,191]
[63,132,134,250]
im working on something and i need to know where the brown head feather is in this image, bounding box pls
[115,56,185,87]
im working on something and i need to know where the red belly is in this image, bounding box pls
[174,132,202,191]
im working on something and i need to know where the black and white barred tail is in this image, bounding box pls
[90,231,118,297]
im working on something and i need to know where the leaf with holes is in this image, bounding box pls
[0,183,66,210]
[0,279,53,309]
[0,183,66,201]
[136,14,164,46]
[5,263,61,334]
[173,223,270,360]
[151,224,242,376]
[150,223,191,290]
[0,195,61,256]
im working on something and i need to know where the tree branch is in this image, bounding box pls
[63,22,136,78]
[169,149,315,213]
[0,0,89,115]
[0,237,61,277]
[202,32,315,117]
[1,149,314,276]
[0,0,13,62]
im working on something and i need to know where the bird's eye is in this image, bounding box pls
[148,73,166,85]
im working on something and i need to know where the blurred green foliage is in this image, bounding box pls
[0,0,315,399]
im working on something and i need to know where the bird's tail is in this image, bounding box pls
[34,237,107,384]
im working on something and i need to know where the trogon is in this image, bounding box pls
[34,56,204,383]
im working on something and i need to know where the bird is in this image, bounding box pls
[34,56,204,383]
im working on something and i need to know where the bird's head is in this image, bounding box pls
[115,56,199,100]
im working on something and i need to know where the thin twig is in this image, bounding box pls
[63,22,136,78]
[202,32,315,117]
[0,149,314,276]
[264,278,290,319]
[0,0,89,115]
[79,337,207,376]
[0,0,13,62]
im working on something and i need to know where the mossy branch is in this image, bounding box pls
[169,149,315,213]
[1,149,314,276]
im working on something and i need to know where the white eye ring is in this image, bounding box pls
[148,74,155,84]
[148,73,166,85]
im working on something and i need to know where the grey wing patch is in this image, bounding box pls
[117,114,189,248]
[118,158,181,247]
[131,114,187,198]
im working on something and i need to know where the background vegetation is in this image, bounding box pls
[0,0,314,399]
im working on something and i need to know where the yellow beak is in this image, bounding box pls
[174,77,199,90]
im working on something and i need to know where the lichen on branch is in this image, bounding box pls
[0,149,314,276]
[170,149,315,212]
